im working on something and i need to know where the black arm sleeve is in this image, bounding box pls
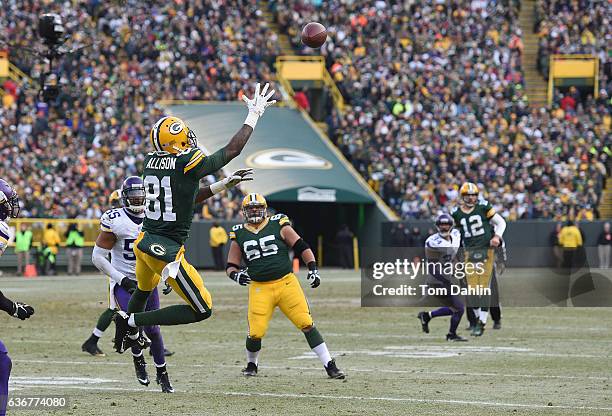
[0,291,14,314]
[292,238,310,257]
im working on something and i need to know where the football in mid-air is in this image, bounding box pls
[301,22,327,48]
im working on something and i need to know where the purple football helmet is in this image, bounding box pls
[0,179,19,220]
[435,213,454,237]
[121,176,146,214]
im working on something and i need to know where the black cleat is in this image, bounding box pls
[133,354,150,386]
[113,311,136,353]
[417,312,431,334]
[493,320,502,330]
[81,338,105,357]
[242,362,258,377]
[325,359,345,379]
[471,320,485,337]
[156,366,174,393]
[150,348,175,357]
[446,333,468,342]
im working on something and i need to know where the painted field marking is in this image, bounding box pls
[10,376,119,386]
[13,359,611,381]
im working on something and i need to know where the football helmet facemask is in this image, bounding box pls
[459,182,479,208]
[150,116,198,155]
[121,176,146,214]
[242,193,267,224]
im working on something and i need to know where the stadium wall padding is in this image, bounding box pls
[1,220,609,270]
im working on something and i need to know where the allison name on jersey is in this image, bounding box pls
[230,214,293,281]
[100,208,143,279]
[451,201,495,249]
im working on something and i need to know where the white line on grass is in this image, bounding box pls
[14,383,612,412]
[13,359,611,381]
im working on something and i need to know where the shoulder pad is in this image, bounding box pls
[231,224,244,232]
[450,206,458,214]
[100,209,120,232]
[270,213,291,226]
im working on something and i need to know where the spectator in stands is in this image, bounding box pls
[14,223,32,275]
[65,223,84,276]
[597,222,611,269]
[293,88,310,113]
[209,222,228,271]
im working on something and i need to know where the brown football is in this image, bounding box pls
[301,22,327,48]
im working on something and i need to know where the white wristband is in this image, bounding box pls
[210,180,227,195]
[244,112,259,129]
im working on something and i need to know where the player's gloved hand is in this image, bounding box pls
[12,302,34,320]
[229,269,251,286]
[306,262,321,288]
[120,277,138,294]
[162,282,173,295]
[223,168,254,189]
[242,83,276,128]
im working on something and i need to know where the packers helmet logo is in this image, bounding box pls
[168,122,184,135]
[150,244,167,256]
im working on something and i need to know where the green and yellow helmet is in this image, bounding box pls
[459,182,479,207]
[150,116,198,154]
[241,193,267,224]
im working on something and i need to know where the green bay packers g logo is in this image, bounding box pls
[150,244,167,256]
[168,122,184,135]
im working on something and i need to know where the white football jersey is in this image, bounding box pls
[0,220,12,256]
[100,208,143,280]
[425,228,461,260]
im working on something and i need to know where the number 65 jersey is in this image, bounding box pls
[229,214,293,282]
[100,208,143,280]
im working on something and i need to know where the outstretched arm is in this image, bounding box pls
[187,83,276,180]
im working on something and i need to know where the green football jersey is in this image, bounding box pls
[229,214,293,282]
[451,200,496,249]
[142,147,228,245]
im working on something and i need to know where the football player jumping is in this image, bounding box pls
[0,179,35,416]
[417,214,467,342]
[226,194,345,379]
[113,83,275,356]
[451,182,506,336]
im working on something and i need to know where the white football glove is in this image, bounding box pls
[210,168,254,195]
[243,83,276,128]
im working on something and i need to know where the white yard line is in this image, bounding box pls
[11,383,612,412]
[13,359,610,381]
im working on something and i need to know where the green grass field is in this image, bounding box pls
[1,269,611,415]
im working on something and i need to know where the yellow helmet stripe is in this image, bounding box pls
[151,117,169,151]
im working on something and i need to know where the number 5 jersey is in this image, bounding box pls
[100,207,143,280]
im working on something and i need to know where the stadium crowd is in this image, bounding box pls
[0,0,281,219]
[0,0,609,222]
[534,0,610,92]
[271,0,610,220]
